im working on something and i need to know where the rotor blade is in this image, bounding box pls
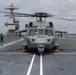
[11,13,35,16]
[0,11,11,13]
[52,14,76,16]
[0,11,35,17]
[0,11,54,17]
[53,17,76,21]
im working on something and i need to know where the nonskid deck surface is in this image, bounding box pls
[0,36,22,44]
[0,36,76,75]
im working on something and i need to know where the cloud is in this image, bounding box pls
[0,0,23,7]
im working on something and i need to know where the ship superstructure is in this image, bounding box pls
[5,3,19,35]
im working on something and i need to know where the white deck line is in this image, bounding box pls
[59,37,76,40]
[0,38,24,49]
[0,52,28,54]
[54,52,76,55]
[0,52,76,55]
[40,54,43,75]
[26,54,35,75]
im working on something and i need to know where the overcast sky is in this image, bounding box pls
[0,0,76,33]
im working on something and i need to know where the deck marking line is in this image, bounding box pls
[0,52,29,54]
[54,52,76,55]
[59,37,76,40]
[1,52,76,55]
[26,54,35,75]
[0,38,24,48]
[40,54,43,75]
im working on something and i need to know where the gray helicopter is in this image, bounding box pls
[15,12,59,53]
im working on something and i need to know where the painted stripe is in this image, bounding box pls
[0,52,28,55]
[26,54,35,75]
[40,54,43,75]
[0,38,24,49]
[0,52,76,55]
[54,52,76,55]
[59,37,76,40]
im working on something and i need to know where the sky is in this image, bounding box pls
[0,0,76,33]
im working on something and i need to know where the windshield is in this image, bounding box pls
[29,28,54,36]
[45,29,54,36]
[29,29,37,36]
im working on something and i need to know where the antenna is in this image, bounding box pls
[5,3,18,13]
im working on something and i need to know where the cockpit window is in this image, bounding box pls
[45,29,54,36]
[29,28,54,36]
[29,29,37,36]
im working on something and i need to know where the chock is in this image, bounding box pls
[54,49,59,52]
[21,48,27,52]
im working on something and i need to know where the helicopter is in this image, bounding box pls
[14,12,60,53]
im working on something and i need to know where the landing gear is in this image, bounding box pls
[53,44,59,52]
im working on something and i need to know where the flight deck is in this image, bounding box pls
[0,36,76,75]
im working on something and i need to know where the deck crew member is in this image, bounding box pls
[0,33,4,42]
[0,34,1,41]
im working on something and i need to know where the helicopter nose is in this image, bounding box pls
[38,43,45,53]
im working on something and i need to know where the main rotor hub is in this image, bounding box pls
[35,12,50,17]
[34,12,53,22]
